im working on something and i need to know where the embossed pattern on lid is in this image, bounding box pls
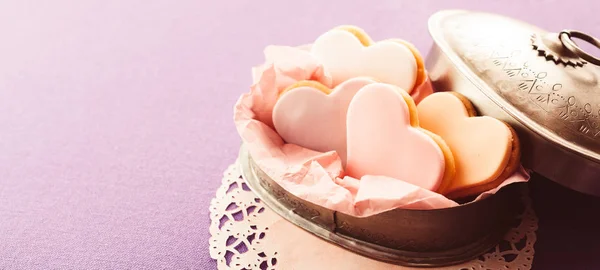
[429,10,600,162]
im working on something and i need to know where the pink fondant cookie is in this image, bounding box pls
[272,78,377,164]
[332,25,427,90]
[310,26,418,93]
[345,83,456,191]
[416,92,521,199]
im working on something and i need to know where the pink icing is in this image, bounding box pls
[272,78,376,165]
[345,84,445,191]
[248,45,332,128]
[310,29,418,92]
[232,44,530,217]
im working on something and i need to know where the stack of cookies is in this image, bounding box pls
[270,25,521,200]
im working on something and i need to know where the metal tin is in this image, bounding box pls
[426,10,600,196]
[239,146,526,267]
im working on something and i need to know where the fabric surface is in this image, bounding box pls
[0,0,599,269]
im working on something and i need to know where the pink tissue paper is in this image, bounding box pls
[234,45,530,217]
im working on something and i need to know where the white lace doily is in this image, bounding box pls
[209,161,538,270]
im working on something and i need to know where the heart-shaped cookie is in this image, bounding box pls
[417,92,521,199]
[332,25,427,89]
[345,83,455,191]
[272,77,377,164]
[310,26,418,93]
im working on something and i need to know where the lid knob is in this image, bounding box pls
[559,30,600,66]
[532,32,586,67]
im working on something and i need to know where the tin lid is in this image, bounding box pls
[427,10,600,195]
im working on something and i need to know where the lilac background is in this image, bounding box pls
[1,0,600,269]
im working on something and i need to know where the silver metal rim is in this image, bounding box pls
[237,145,508,267]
